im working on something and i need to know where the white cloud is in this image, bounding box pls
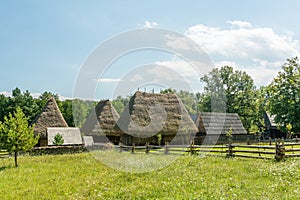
[227,20,253,28]
[95,78,121,83]
[0,91,11,97]
[143,21,158,28]
[155,60,199,77]
[129,74,144,82]
[184,21,300,86]
[186,23,300,60]
[164,34,196,51]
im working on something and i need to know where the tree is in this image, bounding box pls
[160,88,176,94]
[112,95,131,114]
[267,57,300,133]
[176,90,198,114]
[72,99,97,127]
[5,88,40,124]
[0,107,39,167]
[0,94,8,122]
[199,66,257,131]
[61,100,75,126]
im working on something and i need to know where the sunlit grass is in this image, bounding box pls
[0,152,300,199]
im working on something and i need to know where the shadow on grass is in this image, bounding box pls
[0,165,14,171]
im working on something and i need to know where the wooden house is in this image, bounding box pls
[194,112,249,144]
[115,91,198,146]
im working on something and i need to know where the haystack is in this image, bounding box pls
[194,112,247,144]
[33,97,68,146]
[116,91,198,145]
[80,100,120,144]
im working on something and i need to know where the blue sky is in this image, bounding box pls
[1,0,300,100]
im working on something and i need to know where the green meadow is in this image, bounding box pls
[1,152,300,199]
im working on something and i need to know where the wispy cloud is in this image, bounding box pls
[94,78,121,83]
[142,21,158,28]
[227,20,253,28]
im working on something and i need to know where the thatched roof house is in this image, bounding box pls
[33,97,68,146]
[116,91,198,145]
[194,112,247,144]
[80,100,120,144]
[47,127,82,146]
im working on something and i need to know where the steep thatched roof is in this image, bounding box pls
[195,112,247,135]
[47,127,82,145]
[33,98,68,139]
[80,100,120,136]
[115,91,198,138]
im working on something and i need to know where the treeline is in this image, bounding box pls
[112,57,300,134]
[0,89,96,127]
[1,57,300,134]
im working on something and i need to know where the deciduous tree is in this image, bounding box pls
[199,66,257,131]
[267,57,300,133]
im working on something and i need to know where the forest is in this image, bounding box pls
[0,57,299,134]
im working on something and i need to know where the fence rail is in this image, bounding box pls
[115,141,300,161]
[0,150,9,158]
[2,141,300,161]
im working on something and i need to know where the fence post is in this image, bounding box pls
[275,141,285,161]
[131,143,135,154]
[119,142,122,153]
[190,140,195,155]
[165,141,169,154]
[145,142,150,154]
[247,138,250,145]
[226,143,233,158]
[269,137,272,146]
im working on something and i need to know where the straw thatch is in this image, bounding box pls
[80,100,120,143]
[195,112,247,135]
[47,127,82,146]
[116,91,198,145]
[33,98,68,146]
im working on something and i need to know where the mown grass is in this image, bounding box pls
[1,151,300,199]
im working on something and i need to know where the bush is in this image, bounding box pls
[53,133,64,145]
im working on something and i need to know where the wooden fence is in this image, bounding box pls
[116,140,300,161]
[226,141,300,161]
[0,150,9,158]
[1,141,300,161]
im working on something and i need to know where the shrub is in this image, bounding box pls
[53,133,64,145]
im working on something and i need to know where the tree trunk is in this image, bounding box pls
[14,151,18,167]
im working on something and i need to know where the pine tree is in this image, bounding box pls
[0,107,39,167]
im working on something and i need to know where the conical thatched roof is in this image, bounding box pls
[81,100,120,137]
[33,97,68,139]
[195,112,247,135]
[116,91,198,139]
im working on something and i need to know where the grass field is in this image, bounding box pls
[1,151,300,199]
